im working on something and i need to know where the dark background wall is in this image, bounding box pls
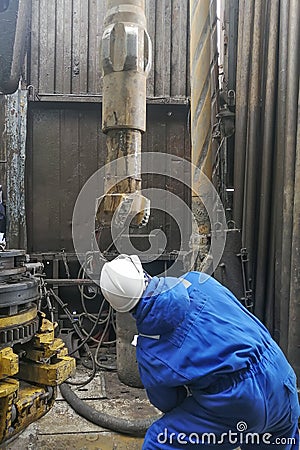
[25,0,191,255]
[26,103,190,253]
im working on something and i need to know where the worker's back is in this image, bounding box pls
[134,272,279,391]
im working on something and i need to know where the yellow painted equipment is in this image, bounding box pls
[0,250,75,446]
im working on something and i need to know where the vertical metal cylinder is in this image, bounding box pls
[105,130,142,193]
[288,81,300,377]
[254,0,280,321]
[189,0,217,268]
[102,0,151,134]
[101,0,151,195]
[233,0,254,229]
[100,0,151,387]
[116,312,143,388]
[190,0,213,180]
[273,0,290,347]
[281,0,299,353]
[237,1,264,304]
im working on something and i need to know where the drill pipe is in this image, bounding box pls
[102,0,151,193]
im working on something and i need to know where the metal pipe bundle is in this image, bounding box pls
[255,0,280,322]
[232,0,300,376]
[284,0,300,371]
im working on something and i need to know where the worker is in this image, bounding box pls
[100,254,300,449]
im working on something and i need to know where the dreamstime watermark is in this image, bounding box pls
[156,421,297,446]
[72,152,227,284]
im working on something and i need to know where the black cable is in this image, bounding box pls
[94,307,116,369]
[49,273,161,436]
[78,296,115,344]
[49,288,117,381]
[68,299,106,356]
[49,289,97,387]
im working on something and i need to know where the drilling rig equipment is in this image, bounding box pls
[0,250,75,446]
[98,0,152,229]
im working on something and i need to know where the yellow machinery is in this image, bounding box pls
[0,249,75,446]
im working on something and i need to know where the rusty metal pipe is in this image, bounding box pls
[189,0,218,269]
[101,0,151,139]
[289,80,300,376]
[233,0,254,228]
[99,0,152,389]
[272,0,289,348]
[280,0,299,352]
[254,0,279,321]
[105,129,142,194]
[99,0,151,229]
[233,0,253,229]
[242,0,263,257]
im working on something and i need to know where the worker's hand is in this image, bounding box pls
[146,385,189,413]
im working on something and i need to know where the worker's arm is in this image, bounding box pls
[136,341,191,413]
[145,385,189,413]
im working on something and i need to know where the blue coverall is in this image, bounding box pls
[133,272,300,449]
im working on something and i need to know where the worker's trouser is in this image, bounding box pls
[142,344,300,449]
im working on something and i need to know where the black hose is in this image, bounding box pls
[59,382,160,437]
[49,289,97,387]
[68,299,106,356]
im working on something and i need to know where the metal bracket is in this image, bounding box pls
[238,248,253,310]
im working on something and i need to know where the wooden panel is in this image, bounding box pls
[145,0,156,97]
[88,0,104,93]
[72,0,89,93]
[30,107,61,250]
[171,0,189,97]
[58,109,80,245]
[26,103,190,253]
[140,105,191,254]
[56,0,72,93]
[5,91,28,249]
[78,108,103,186]
[29,0,40,90]
[39,0,56,92]
[154,0,172,96]
[28,0,190,98]
[166,107,191,250]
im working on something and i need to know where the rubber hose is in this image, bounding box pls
[59,382,160,437]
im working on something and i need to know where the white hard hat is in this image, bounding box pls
[100,254,146,312]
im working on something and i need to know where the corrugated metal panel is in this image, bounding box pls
[26,103,190,253]
[28,0,190,99]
